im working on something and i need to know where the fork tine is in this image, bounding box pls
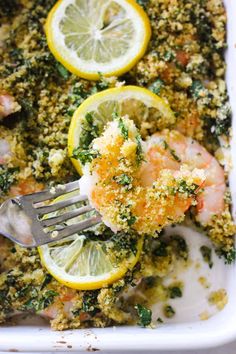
[41,205,94,227]
[36,194,88,216]
[50,215,102,240]
[22,180,80,204]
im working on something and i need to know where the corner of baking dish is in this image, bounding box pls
[0,0,236,351]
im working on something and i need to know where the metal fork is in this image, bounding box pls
[0,180,101,248]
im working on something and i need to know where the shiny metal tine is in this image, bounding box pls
[36,194,88,216]
[22,180,80,204]
[50,215,102,241]
[41,205,94,227]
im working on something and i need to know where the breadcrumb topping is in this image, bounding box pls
[83,117,205,235]
[0,0,234,330]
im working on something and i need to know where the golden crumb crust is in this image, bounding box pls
[0,0,234,330]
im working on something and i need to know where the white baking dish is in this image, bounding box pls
[0,0,236,351]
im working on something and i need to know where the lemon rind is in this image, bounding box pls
[45,0,151,80]
[68,85,175,175]
[38,237,143,290]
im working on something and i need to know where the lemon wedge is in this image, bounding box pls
[38,191,143,290]
[45,0,151,79]
[68,85,176,174]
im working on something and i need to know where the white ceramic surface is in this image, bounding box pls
[0,0,236,351]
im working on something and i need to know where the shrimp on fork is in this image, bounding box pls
[143,130,225,225]
[80,117,206,235]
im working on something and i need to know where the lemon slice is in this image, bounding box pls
[68,85,176,174]
[45,0,151,79]
[38,192,143,290]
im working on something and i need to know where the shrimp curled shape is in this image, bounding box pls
[79,117,212,235]
[143,130,226,225]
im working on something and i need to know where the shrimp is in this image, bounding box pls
[39,290,100,329]
[0,92,21,119]
[39,290,77,321]
[9,177,44,197]
[142,130,225,225]
[79,117,205,235]
[0,139,12,164]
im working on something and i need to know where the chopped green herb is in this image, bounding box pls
[128,215,137,226]
[82,291,100,315]
[153,241,168,257]
[55,62,70,80]
[90,73,109,93]
[23,290,58,311]
[85,112,93,124]
[67,83,96,117]
[120,206,137,227]
[157,317,164,323]
[71,308,81,316]
[215,103,232,136]
[163,305,175,318]
[149,79,164,95]
[170,149,181,162]
[200,245,213,268]
[120,213,137,227]
[6,273,16,286]
[40,274,52,290]
[136,0,150,9]
[190,80,206,100]
[0,290,12,314]
[112,111,119,120]
[0,165,19,194]
[177,180,199,196]
[163,51,174,62]
[135,304,152,327]
[114,174,132,190]
[163,140,181,162]
[169,286,182,299]
[144,276,156,288]
[216,247,236,264]
[78,112,100,149]
[0,0,21,16]
[38,290,59,310]
[15,285,30,299]
[72,148,100,165]
[111,232,138,256]
[136,134,144,165]
[170,235,188,260]
[118,118,129,140]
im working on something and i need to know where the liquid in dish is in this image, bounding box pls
[0,0,235,330]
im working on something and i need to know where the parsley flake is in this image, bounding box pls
[114,174,132,190]
[135,304,152,327]
[163,305,175,318]
[163,140,181,162]
[118,118,129,140]
[200,245,213,268]
[72,148,100,165]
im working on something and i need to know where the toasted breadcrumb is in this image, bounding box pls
[0,0,234,330]
[85,117,205,234]
[208,289,228,310]
[199,311,211,321]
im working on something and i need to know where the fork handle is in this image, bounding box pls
[0,199,35,247]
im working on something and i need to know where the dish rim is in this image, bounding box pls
[0,0,236,351]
